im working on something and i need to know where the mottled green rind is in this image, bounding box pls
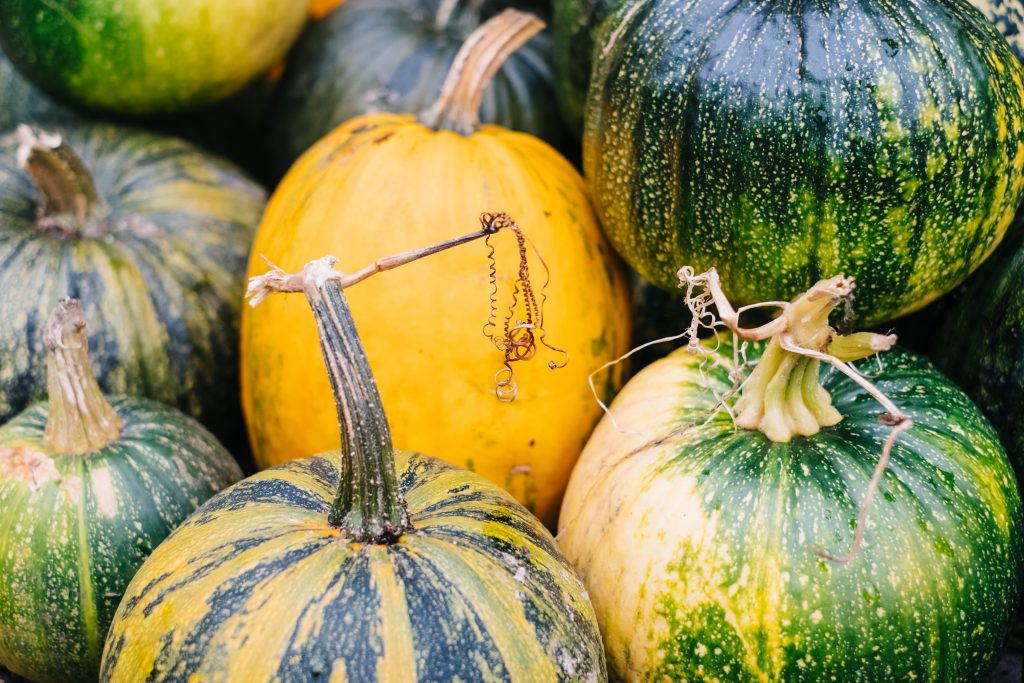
[936,218,1024,470]
[551,0,622,134]
[0,0,306,115]
[271,0,569,172]
[0,48,76,133]
[0,397,242,683]
[590,340,1022,681]
[100,453,606,682]
[585,0,1024,326]
[970,0,1024,63]
[0,122,266,441]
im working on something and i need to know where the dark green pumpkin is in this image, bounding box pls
[970,0,1024,62]
[0,300,241,683]
[0,123,265,442]
[270,0,568,172]
[559,278,1023,681]
[935,215,1024,469]
[585,0,1024,326]
[551,0,621,133]
[101,255,605,682]
[0,48,76,133]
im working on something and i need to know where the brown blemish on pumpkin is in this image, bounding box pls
[372,132,395,145]
[0,445,60,491]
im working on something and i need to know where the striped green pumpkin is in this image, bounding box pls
[559,281,1023,680]
[0,123,264,441]
[0,300,241,683]
[101,256,605,682]
[584,0,1024,325]
[0,0,307,115]
[271,0,567,171]
[970,0,1024,62]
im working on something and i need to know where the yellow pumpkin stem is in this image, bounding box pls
[16,126,108,238]
[246,217,527,543]
[420,9,544,135]
[42,299,122,455]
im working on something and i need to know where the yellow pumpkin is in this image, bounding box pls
[241,9,630,526]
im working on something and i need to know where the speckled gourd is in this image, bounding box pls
[101,254,605,682]
[0,123,265,440]
[0,300,241,683]
[558,273,1023,681]
[584,0,1024,325]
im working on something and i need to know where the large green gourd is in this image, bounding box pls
[271,0,567,171]
[0,124,264,440]
[0,300,241,683]
[585,0,1024,325]
[559,274,1023,681]
[101,254,605,682]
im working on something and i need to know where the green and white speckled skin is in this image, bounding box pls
[560,338,1023,681]
[0,398,241,683]
[0,123,265,438]
[584,0,1024,326]
[0,0,307,114]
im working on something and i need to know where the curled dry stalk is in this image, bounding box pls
[248,211,565,402]
[578,266,908,564]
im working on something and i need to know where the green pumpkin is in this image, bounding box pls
[0,48,76,133]
[0,123,264,441]
[270,0,568,171]
[101,254,605,682]
[0,300,242,683]
[585,0,1024,326]
[936,217,1024,469]
[551,0,621,133]
[0,0,307,115]
[559,275,1023,681]
[969,0,1024,62]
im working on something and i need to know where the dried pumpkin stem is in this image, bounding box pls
[246,219,522,544]
[16,125,108,239]
[420,9,544,135]
[42,299,122,455]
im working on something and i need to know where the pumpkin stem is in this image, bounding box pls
[420,9,544,135]
[245,219,517,543]
[42,299,123,455]
[16,125,108,239]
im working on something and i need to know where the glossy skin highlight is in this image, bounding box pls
[585,0,1024,325]
[241,114,631,526]
[559,339,1022,681]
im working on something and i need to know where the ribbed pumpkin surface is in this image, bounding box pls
[585,0,1024,325]
[101,453,605,682]
[559,339,1022,681]
[0,124,264,437]
[0,398,241,683]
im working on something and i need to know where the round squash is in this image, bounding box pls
[970,0,1024,62]
[551,0,620,133]
[271,0,567,172]
[0,124,264,442]
[101,256,605,682]
[558,273,1022,681]
[242,10,631,527]
[0,0,308,115]
[936,218,1024,469]
[585,0,1024,326]
[0,300,241,683]
[0,48,75,133]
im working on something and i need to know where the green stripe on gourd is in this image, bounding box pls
[102,245,605,681]
[0,0,307,114]
[0,300,241,683]
[558,272,1022,681]
[0,124,264,442]
[584,0,1024,326]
